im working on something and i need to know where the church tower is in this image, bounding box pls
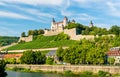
[63,16,68,27]
[51,18,55,30]
[90,20,94,27]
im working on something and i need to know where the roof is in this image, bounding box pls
[107,47,120,56]
[3,54,23,58]
[46,50,56,56]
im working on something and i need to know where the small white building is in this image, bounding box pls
[107,47,120,64]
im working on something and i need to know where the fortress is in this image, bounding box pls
[44,16,75,36]
[44,16,96,40]
[19,16,114,42]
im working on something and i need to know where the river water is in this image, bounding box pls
[6,71,81,77]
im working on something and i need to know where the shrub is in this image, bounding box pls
[98,71,111,77]
[54,32,70,41]
[64,70,73,75]
[82,71,93,75]
[46,57,54,65]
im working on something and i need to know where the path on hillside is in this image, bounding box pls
[1,47,68,53]
[0,43,18,51]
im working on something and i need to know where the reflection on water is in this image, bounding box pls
[7,71,98,77]
[7,71,65,77]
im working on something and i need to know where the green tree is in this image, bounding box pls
[109,25,120,35]
[20,50,35,64]
[38,29,44,35]
[56,47,64,61]
[0,60,7,77]
[20,50,46,64]
[21,32,26,37]
[46,57,54,65]
[108,57,115,65]
[34,51,46,64]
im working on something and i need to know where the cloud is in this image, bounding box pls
[0,26,19,36]
[0,11,31,19]
[1,0,64,6]
[106,2,120,17]
[70,13,97,21]
[0,2,6,6]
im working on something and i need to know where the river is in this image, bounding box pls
[6,71,77,77]
[6,71,97,77]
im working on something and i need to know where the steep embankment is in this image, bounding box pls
[5,35,77,50]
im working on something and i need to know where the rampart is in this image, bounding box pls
[6,64,120,74]
[18,35,33,42]
[64,28,95,40]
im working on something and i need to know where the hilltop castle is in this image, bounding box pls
[19,16,115,42]
[51,16,68,31]
[44,16,75,36]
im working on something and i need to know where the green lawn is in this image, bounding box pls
[6,35,78,50]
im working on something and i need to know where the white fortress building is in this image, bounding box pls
[19,16,115,42]
[44,16,75,36]
[51,16,68,31]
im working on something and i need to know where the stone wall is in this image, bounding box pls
[44,29,63,36]
[64,28,95,40]
[18,35,33,42]
[6,64,120,74]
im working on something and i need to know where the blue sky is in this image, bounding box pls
[0,0,120,36]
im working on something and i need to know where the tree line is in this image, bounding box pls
[65,22,120,35]
[21,29,44,37]
[57,35,120,65]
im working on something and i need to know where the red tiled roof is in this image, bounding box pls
[3,54,23,58]
[55,21,63,24]
[107,50,120,56]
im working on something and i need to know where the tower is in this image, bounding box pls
[63,16,68,27]
[90,20,93,27]
[51,18,55,30]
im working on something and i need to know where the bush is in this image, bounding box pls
[54,32,70,41]
[98,71,111,77]
[5,58,16,64]
[82,71,93,75]
[20,50,46,64]
[64,70,73,75]
[0,60,7,77]
[46,57,54,65]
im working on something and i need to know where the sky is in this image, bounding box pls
[0,0,120,36]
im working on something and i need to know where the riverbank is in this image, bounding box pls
[6,64,120,74]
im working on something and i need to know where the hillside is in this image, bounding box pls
[0,36,19,46]
[6,35,77,50]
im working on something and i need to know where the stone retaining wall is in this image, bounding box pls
[6,64,120,74]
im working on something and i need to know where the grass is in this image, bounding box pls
[5,35,78,50]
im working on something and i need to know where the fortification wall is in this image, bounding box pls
[6,64,120,74]
[44,30,63,36]
[18,35,33,42]
[64,28,95,40]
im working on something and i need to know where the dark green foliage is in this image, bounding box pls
[82,71,93,76]
[57,36,120,65]
[82,26,109,35]
[108,58,115,65]
[64,70,73,75]
[0,36,19,46]
[46,57,54,65]
[56,47,64,61]
[54,32,70,41]
[65,23,85,30]
[20,50,46,64]
[0,60,7,77]
[109,25,120,35]
[28,29,44,36]
[98,71,111,77]
[21,32,26,37]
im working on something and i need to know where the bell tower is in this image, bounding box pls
[90,20,94,27]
